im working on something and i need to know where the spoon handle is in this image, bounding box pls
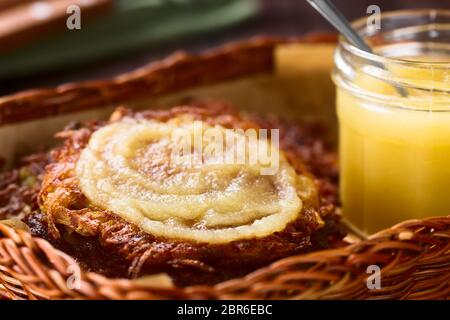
[306,0,408,97]
[306,0,372,52]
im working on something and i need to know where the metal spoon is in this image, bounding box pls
[306,0,408,97]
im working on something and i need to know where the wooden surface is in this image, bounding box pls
[0,0,448,95]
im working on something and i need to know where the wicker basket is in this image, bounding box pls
[0,34,449,300]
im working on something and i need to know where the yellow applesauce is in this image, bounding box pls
[336,52,450,233]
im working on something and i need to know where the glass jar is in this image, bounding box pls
[333,9,450,234]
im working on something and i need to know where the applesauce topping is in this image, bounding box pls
[76,116,307,243]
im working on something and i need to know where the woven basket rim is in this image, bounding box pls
[1,215,449,299]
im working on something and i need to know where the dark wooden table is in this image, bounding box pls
[1,0,448,95]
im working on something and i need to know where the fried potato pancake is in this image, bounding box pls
[33,102,343,285]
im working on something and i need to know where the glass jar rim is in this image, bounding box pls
[339,8,450,68]
[333,8,450,111]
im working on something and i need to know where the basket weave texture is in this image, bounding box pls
[1,216,449,300]
[0,34,449,300]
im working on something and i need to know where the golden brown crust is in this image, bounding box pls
[35,102,342,285]
[0,153,49,220]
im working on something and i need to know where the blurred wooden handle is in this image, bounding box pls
[0,0,35,11]
[0,0,113,54]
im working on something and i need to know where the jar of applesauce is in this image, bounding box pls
[333,9,450,234]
